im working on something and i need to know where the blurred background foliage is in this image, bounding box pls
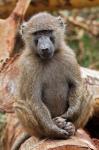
[57,7,99,70]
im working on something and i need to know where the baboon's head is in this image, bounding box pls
[21,12,65,59]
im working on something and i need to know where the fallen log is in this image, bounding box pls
[3,113,97,150]
[20,130,96,150]
[4,113,99,150]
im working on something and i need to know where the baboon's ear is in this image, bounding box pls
[57,16,65,29]
[20,22,27,35]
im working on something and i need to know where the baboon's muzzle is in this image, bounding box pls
[37,36,54,59]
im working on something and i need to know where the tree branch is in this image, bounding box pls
[0,0,31,64]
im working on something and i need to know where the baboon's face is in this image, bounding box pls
[21,13,65,60]
[33,29,55,59]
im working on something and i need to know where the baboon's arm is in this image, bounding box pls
[60,64,93,128]
[15,92,68,138]
[62,80,82,122]
[58,62,82,122]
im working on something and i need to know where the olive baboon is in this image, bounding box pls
[14,12,93,140]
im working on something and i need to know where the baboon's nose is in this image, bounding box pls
[41,48,52,59]
[42,48,49,53]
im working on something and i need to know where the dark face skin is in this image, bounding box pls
[33,30,55,59]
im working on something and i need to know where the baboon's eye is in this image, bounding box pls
[35,39,38,45]
[50,36,55,44]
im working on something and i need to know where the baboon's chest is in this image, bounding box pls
[42,79,68,118]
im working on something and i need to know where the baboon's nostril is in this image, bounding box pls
[42,48,49,53]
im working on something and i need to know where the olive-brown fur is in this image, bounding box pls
[14,12,93,140]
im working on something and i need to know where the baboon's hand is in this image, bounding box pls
[48,125,71,139]
[53,117,75,137]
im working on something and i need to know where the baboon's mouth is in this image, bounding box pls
[39,52,53,59]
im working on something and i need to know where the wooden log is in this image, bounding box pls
[3,113,96,150]
[20,130,96,150]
